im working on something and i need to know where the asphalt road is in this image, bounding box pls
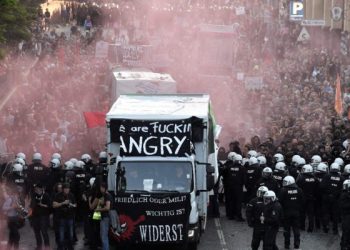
[6,205,341,250]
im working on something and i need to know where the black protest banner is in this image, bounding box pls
[110,119,194,157]
[110,194,191,244]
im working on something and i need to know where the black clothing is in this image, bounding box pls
[245,164,261,202]
[30,192,51,217]
[222,161,245,219]
[288,166,299,180]
[31,215,50,248]
[278,184,304,248]
[27,163,49,192]
[340,192,350,250]
[246,197,265,250]
[320,172,344,233]
[297,173,318,231]
[7,216,20,249]
[53,192,76,219]
[262,201,283,250]
[255,177,279,195]
[272,172,286,189]
[30,191,51,248]
[98,192,112,218]
[47,168,64,195]
[314,172,327,229]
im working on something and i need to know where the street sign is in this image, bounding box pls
[290,0,304,21]
[301,20,326,26]
[297,27,310,42]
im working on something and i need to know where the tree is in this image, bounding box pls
[0,0,36,58]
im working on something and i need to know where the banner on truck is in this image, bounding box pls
[110,119,200,157]
[111,194,191,244]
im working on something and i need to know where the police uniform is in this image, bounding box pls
[262,200,283,250]
[296,173,318,232]
[245,164,261,203]
[314,171,327,229]
[255,176,279,195]
[320,172,344,233]
[27,163,49,193]
[278,183,304,249]
[340,190,350,250]
[273,171,286,189]
[246,196,265,250]
[222,160,245,220]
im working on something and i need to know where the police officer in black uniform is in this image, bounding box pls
[72,160,87,223]
[27,153,49,195]
[314,162,328,230]
[261,190,283,250]
[245,157,261,203]
[47,158,64,196]
[255,167,279,195]
[81,154,96,179]
[320,162,344,234]
[279,176,304,249]
[6,163,27,199]
[273,162,288,189]
[223,152,245,221]
[296,164,318,232]
[340,179,350,250]
[95,151,108,187]
[246,186,268,250]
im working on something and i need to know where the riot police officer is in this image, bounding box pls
[343,164,350,179]
[279,176,304,249]
[320,162,344,234]
[273,162,288,189]
[262,190,283,250]
[6,163,26,199]
[288,155,301,180]
[255,167,279,194]
[296,164,318,232]
[245,157,262,203]
[340,179,350,250]
[95,151,108,187]
[314,162,328,230]
[47,158,64,196]
[27,153,49,194]
[222,152,245,221]
[81,154,96,179]
[246,186,268,250]
[72,160,87,223]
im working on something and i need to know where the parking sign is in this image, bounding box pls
[290,0,304,21]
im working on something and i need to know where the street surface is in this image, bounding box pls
[9,205,340,250]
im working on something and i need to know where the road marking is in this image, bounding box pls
[0,86,18,112]
[214,218,228,250]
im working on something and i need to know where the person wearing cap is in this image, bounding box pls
[53,183,76,250]
[29,183,51,250]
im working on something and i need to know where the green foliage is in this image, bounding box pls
[0,0,33,43]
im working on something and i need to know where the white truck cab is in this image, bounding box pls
[106,94,220,249]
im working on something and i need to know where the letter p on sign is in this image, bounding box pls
[292,2,303,15]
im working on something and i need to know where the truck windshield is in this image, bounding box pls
[118,161,193,193]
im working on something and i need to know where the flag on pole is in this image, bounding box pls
[335,75,343,115]
[83,112,106,128]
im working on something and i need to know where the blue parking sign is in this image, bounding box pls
[290,0,304,21]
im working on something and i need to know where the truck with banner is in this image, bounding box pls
[106,94,220,249]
